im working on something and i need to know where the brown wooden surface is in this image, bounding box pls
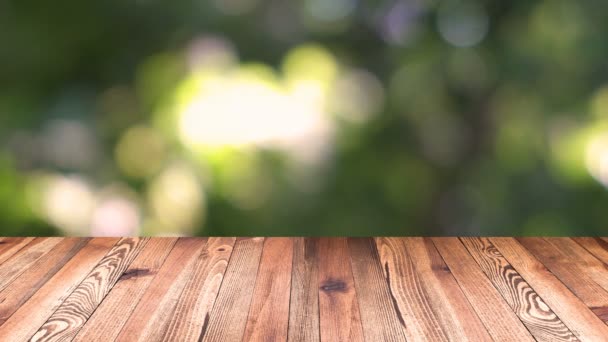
[288,237,320,342]
[115,238,208,342]
[243,238,293,341]
[402,238,492,341]
[432,237,534,341]
[460,237,579,341]
[1,237,608,341]
[318,237,364,342]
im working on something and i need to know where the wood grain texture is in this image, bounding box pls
[569,237,608,322]
[0,237,34,265]
[30,237,148,342]
[0,238,89,326]
[551,238,608,297]
[73,238,178,342]
[0,238,118,341]
[573,238,608,266]
[243,238,293,341]
[317,237,364,342]
[0,237,607,342]
[374,237,449,342]
[288,237,320,342]
[162,237,235,342]
[518,237,608,322]
[201,237,265,342]
[115,238,208,342]
[348,238,407,342]
[432,237,534,341]
[460,237,578,342]
[492,237,608,341]
[402,237,492,342]
[0,237,62,291]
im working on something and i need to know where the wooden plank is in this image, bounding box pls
[4,236,608,342]
[568,238,608,293]
[243,238,293,341]
[402,237,492,341]
[374,237,449,341]
[202,237,265,342]
[348,238,408,341]
[74,238,178,342]
[161,237,235,341]
[0,238,35,265]
[114,238,208,342]
[573,238,608,266]
[461,237,578,342]
[30,238,148,341]
[0,238,90,326]
[432,237,534,341]
[0,237,63,291]
[491,237,608,341]
[317,237,364,342]
[0,238,118,341]
[518,237,608,322]
[288,238,320,342]
[549,237,608,322]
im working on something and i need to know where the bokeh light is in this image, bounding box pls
[330,69,385,123]
[37,174,96,236]
[3,0,608,237]
[437,0,489,47]
[115,125,167,179]
[91,187,141,236]
[175,44,338,168]
[377,0,425,46]
[586,133,608,188]
[147,162,205,235]
[591,86,608,119]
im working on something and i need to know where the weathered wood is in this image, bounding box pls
[0,237,35,265]
[432,237,534,341]
[114,238,208,342]
[73,238,178,342]
[0,238,89,326]
[30,238,148,341]
[0,237,606,341]
[0,238,118,341]
[492,237,608,341]
[572,237,608,322]
[162,237,235,342]
[573,238,608,266]
[288,237,320,342]
[317,237,364,342]
[202,237,265,342]
[402,237,492,341]
[348,238,408,342]
[243,238,293,341]
[0,237,62,291]
[461,237,578,342]
[518,237,608,323]
[374,237,448,341]
[557,238,608,295]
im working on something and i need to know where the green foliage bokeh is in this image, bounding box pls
[1,0,608,236]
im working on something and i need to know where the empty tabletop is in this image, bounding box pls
[0,237,607,341]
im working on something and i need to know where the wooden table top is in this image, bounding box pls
[0,237,607,341]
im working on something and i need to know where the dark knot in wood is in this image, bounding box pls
[320,280,347,293]
[120,268,153,280]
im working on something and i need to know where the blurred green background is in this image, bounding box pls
[1,0,608,236]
